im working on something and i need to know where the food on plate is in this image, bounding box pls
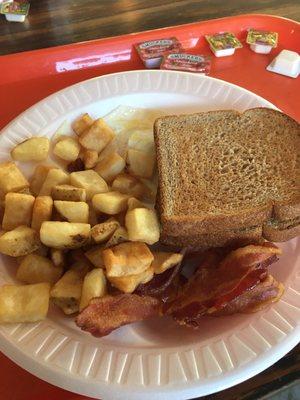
[160,53,211,74]
[16,254,63,285]
[0,106,293,336]
[40,221,91,249]
[0,283,50,323]
[79,118,115,152]
[154,108,300,250]
[11,137,50,161]
[0,162,29,194]
[39,168,69,196]
[0,226,40,257]
[76,294,161,336]
[79,269,107,311]
[135,37,183,68]
[70,170,108,200]
[31,196,53,231]
[205,32,242,57]
[246,28,278,54]
[54,200,89,223]
[125,208,160,245]
[2,192,35,230]
[92,191,129,215]
[53,137,81,162]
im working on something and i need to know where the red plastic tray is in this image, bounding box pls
[0,13,299,400]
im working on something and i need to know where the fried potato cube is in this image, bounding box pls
[31,196,53,231]
[127,197,147,211]
[0,162,29,194]
[85,245,105,268]
[125,208,160,245]
[39,168,69,196]
[50,269,83,315]
[2,193,35,230]
[0,226,40,257]
[79,268,107,311]
[79,118,115,152]
[111,173,145,199]
[108,266,154,293]
[72,113,94,136]
[54,200,89,223]
[52,184,86,202]
[94,152,125,182]
[70,170,108,200]
[40,221,90,249]
[152,252,183,274]
[16,254,63,285]
[53,137,81,162]
[83,149,98,169]
[0,283,50,323]
[11,137,50,162]
[50,248,66,268]
[105,226,128,248]
[103,241,153,277]
[91,219,120,243]
[127,148,155,178]
[92,191,129,215]
[30,164,55,196]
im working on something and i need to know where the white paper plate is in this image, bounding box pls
[0,70,299,400]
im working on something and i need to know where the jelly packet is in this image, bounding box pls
[246,29,278,54]
[1,1,30,22]
[160,53,211,74]
[205,32,242,57]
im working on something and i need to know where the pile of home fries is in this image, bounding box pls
[0,109,182,325]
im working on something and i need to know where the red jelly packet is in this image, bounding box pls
[135,37,183,68]
[161,53,211,74]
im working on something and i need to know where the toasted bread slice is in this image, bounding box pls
[154,108,300,246]
[263,218,300,242]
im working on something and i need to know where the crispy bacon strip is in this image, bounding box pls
[167,243,282,327]
[76,294,160,337]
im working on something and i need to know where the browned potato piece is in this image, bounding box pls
[127,197,147,211]
[125,208,160,245]
[127,148,155,178]
[31,196,53,231]
[53,137,81,162]
[0,226,40,257]
[50,248,66,268]
[70,170,108,200]
[16,254,63,285]
[50,269,83,315]
[105,226,128,248]
[88,202,99,226]
[151,252,183,274]
[11,137,50,162]
[108,267,153,293]
[111,174,145,199]
[2,193,35,230]
[79,268,107,311]
[84,245,105,268]
[72,113,94,136]
[0,283,50,323]
[94,152,125,182]
[91,219,120,243]
[0,162,29,194]
[92,191,129,215]
[54,201,89,223]
[52,184,86,202]
[83,149,98,169]
[30,165,55,196]
[79,118,115,152]
[40,222,90,249]
[39,169,69,196]
[103,241,153,277]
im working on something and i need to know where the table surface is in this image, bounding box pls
[0,1,299,399]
